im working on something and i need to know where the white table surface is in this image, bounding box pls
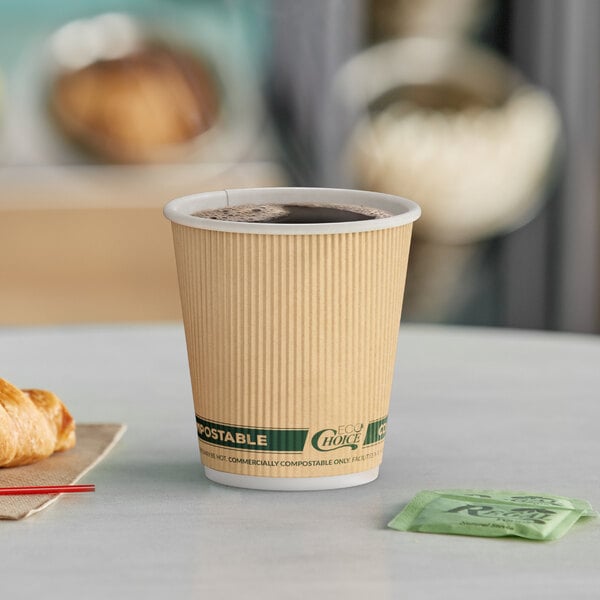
[1,323,599,599]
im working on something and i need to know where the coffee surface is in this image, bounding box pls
[194,202,392,224]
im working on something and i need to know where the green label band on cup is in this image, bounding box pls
[363,417,388,447]
[196,417,309,453]
[196,416,388,453]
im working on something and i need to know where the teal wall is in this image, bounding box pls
[0,1,270,70]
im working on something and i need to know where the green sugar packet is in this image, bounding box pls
[388,490,597,541]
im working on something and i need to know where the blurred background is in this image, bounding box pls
[1,0,598,333]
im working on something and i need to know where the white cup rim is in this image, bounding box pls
[163,187,421,235]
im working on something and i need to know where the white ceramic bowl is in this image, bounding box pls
[335,37,562,244]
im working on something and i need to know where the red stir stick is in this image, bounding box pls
[0,484,95,496]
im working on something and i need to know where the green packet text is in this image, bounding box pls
[388,489,597,541]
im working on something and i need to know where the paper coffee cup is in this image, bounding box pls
[164,187,420,490]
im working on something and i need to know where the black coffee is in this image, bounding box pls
[194,202,392,224]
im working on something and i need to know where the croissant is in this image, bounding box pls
[0,378,76,467]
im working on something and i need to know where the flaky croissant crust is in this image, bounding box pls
[0,378,76,467]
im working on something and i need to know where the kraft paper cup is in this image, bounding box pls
[164,187,420,490]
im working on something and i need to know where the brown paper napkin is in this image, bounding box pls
[0,423,125,520]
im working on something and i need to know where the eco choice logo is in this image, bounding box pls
[311,417,388,452]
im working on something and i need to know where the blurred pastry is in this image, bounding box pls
[49,44,220,163]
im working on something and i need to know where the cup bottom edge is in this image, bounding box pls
[203,466,380,491]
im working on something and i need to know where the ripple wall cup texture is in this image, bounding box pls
[164,187,420,490]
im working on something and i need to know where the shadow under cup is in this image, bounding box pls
[164,187,420,490]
